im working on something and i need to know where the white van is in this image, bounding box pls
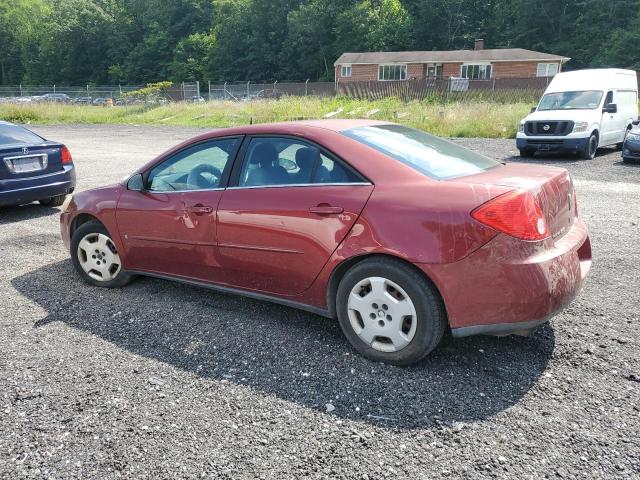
[516,69,639,159]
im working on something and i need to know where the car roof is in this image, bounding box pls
[202,119,392,138]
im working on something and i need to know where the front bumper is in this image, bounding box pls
[516,136,589,154]
[623,138,640,159]
[419,218,592,337]
[0,166,76,207]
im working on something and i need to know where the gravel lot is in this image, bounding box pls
[1,124,639,479]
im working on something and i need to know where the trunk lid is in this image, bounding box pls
[454,163,576,240]
[0,142,65,181]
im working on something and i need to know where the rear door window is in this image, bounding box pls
[0,124,44,146]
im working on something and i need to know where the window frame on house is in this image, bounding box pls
[340,64,352,78]
[460,63,492,80]
[426,64,443,78]
[536,63,559,78]
[378,64,407,81]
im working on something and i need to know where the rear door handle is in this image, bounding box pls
[187,204,214,215]
[309,205,344,215]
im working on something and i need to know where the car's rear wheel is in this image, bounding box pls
[39,194,67,207]
[336,257,446,365]
[70,221,132,288]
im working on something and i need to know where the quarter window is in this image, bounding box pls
[147,138,240,192]
[536,63,559,77]
[238,137,363,188]
[460,64,492,80]
[341,65,352,77]
[378,64,407,81]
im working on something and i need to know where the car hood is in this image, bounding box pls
[524,109,600,122]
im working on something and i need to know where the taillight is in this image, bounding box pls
[61,145,73,165]
[471,190,549,241]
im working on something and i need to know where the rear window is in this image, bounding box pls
[342,124,500,180]
[0,124,44,146]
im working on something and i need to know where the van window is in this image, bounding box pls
[616,90,638,106]
[538,91,603,111]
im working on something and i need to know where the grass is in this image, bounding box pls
[0,96,533,138]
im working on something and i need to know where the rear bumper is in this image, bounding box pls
[517,137,589,154]
[0,166,76,207]
[420,218,592,337]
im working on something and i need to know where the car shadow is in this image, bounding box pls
[0,203,60,224]
[13,260,555,429]
[507,148,616,165]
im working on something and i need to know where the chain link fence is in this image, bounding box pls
[2,74,638,105]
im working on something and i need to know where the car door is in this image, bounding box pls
[116,137,241,281]
[600,90,619,145]
[216,136,374,296]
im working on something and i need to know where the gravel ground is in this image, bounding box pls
[1,124,639,479]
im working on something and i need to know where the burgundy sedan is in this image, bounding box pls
[60,120,592,365]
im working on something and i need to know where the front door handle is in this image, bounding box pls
[309,205,344,215]
[187,204,214,215]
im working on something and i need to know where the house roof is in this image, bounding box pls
[334,48,570,66]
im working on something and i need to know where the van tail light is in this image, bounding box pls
[61,145,73,165]
[471,190,549,241]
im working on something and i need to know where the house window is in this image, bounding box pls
[427,64,443,78]
[537,63,559,77]
[460,64,492,80]
[341,65,352,78]
[378,64,407,81]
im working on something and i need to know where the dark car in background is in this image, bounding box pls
[622,121,640,163]
[0,122,76,208]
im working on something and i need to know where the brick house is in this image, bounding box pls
[334,39,570,84]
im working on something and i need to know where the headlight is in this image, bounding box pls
[627,132,640,142]
[572,121,589,133]
[518,122,525,133]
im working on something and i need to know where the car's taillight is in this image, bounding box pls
[471,190,549,241]
[61,145,73,165]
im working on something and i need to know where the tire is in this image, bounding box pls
[39,194,67,207]
[581,133,598,160]
[336,257,447,366]
[70,220,133,288]
[519,148,535,158]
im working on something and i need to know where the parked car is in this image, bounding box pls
[60,120,591,365]
[73,96,93,104]
[190,96,206,103]
[92,97,109,106]
[0,121,76,208]
[622,120,640,163]
[517,69,638,159]
[39,93,72,103]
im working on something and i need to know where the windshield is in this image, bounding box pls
[0,123,44,146]
[538,91,603,111]
[342,124,500,180]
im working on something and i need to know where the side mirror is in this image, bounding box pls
[127,173,145,191]
[530,106,537,113]
[603,103,618,114]
[632,119,640,126]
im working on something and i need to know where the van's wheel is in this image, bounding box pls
[581,133,598,159]
[519,148,534,158]
[39,194,67,207]
[70,220,133,288]
[336,257,447,366]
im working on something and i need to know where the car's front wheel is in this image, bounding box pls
[336,257,447,365]
[70,221,133,288]
[581,133,598,160]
